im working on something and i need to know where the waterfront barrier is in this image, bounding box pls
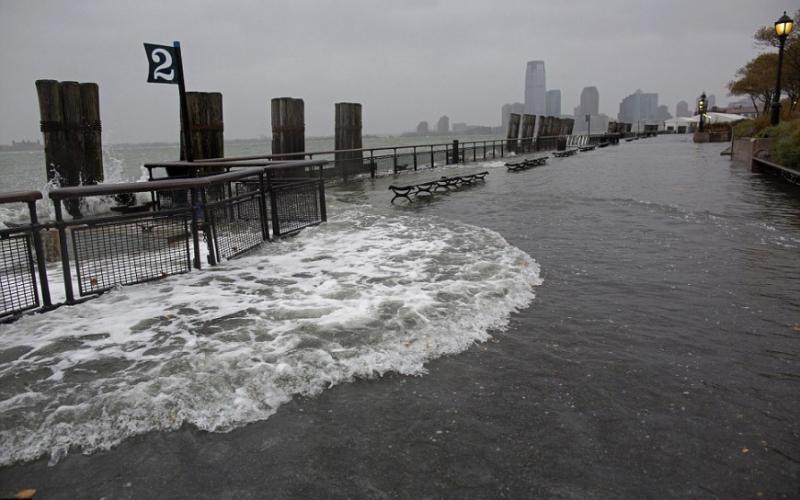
[752,157,800,185]
[0,160,326,320]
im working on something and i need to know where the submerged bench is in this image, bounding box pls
[505,156,549,172]
[553,149,578,158]
[388,171,488,203]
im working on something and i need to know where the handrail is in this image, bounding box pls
[144,159,327,170]
[48,166,271,200]
[0,190,43,204]
[187,136,597,164]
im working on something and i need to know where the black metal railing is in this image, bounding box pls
[0,160,327,319]
[156,134,613,181]
[0,191,51,319]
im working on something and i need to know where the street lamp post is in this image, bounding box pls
[771,11,795,126]
[697,92,707,132]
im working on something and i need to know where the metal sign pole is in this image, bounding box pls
[173,41,193,163]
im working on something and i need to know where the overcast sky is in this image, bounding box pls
[0,0,788,144]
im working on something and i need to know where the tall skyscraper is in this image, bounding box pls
[580,87,600,116]
[501,102,524,128]
[546,89,561,117]
[676,100,690,117]
[436,115,449,134]
[707,94,716,108]
[524,61,546,116]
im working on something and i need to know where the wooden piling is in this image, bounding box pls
[79,83,103,185]
[506,113,521,153]
[271,97,305,160]
[520,114,536,152]
[180,92,224,172]
[35,80,67,184]
[36,79,104,187]
[565,118,575,135]
[59,82,85,190]
[334,102,363,179]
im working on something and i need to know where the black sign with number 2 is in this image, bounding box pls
[144,43,178,84]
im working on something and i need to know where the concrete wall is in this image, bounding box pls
[731,138,771,164]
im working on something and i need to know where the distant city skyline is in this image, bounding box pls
[0,1,779,143]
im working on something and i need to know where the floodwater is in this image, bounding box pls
[1,135,799,498]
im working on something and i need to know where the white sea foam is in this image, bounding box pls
[0,205,541,466]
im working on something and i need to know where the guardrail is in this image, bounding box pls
[752,157,800,184]
[140,134,615,181]
[0,191,51,319]
[0,160,327,319]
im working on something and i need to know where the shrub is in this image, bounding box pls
[770,120,800,168]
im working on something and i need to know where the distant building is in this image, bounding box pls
[618,89,668,123]
[580,86,600,116]
[707,94,716,108]
[546,89,561,117]
[436,115,449,134]
[676,100,690,117]
[501,102,524,128]
[722,100,759,118]
[524,61,546,116]
[452,122,468,133]
[416,121,429,134]
[573,113,609,134]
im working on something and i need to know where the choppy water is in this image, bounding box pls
[1,135,799,498]
[0,190,539,466]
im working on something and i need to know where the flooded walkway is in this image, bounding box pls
[1,135,799,498]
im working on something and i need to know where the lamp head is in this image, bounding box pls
[775,11,794,39]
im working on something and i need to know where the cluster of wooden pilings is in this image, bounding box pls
[505,113,576,152]
[33,79,372,193]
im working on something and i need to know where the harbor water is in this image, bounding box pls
[1,135,799,498]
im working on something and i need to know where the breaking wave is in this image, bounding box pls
[0,204,541,466]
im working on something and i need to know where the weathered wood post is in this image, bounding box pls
[180,92,224,171]
[506,113,521,153]
[334,102,363,180]
[80,83,103,185]
[36,80,68,184]
[36,79,105,216]
[452,140,460,163]
[521,114,536,152]
[271,97,305,161]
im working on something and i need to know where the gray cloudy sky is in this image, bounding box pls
[0,0,788,144]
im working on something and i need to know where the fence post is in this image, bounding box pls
[268,174,281,237]
[28,200,51,308]
[430,146,435,168]
[258,172,270,241]
[413,146,418,170]
[334,102,363,180]
[189,189,202,269]
[52,200,74,304]
[318,165,327,222]
[271,97,305,162]
[452,140,460,163]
